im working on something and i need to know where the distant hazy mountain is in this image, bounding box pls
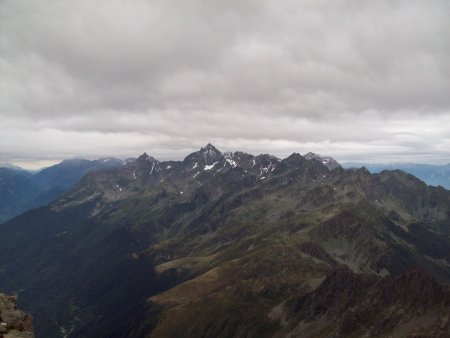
[32,158,127,190]
[0,157,128,223]
[343,162,450,189]
[1,145,450,337]
[0,168,42,223]
[0,162,29,172]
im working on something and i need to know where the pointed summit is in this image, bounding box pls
[201,143,221,155]
[184,144,223,165]
[136,152,161,175]
[282,152,307,167]
[137,152,153,161]
[137,152,158,167]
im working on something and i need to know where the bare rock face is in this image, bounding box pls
[0,293,33,338]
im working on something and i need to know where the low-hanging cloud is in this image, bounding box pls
[1,0,450,167]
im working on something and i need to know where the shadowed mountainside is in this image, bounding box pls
[0,158,129,223]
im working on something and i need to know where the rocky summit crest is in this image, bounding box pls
[183,143,222,165]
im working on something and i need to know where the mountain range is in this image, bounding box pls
[0,144,450,337]
[343,162,450,189]
[0,158,129,223]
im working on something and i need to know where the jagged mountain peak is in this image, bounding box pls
[137,152,158,162]
[135,153,162,176]
[184,143,223,165]
[202,143,220,153]
[304,151,341,170]
[287,152,302,158]
[200,143,222,160]
[283,152,306,165]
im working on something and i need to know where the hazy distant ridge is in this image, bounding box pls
[343,162,450,189]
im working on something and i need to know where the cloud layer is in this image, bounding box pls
[1,0,450,166]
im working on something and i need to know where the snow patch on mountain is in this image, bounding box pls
[226,159,237,168]
[204,161,219,170]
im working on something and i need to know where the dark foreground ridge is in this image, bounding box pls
[1,144,450,337]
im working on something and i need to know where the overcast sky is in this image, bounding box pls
[1,0,450,169]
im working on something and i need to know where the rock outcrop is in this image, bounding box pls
[0,293,33,338]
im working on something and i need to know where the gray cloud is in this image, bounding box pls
[1,0,450,167]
